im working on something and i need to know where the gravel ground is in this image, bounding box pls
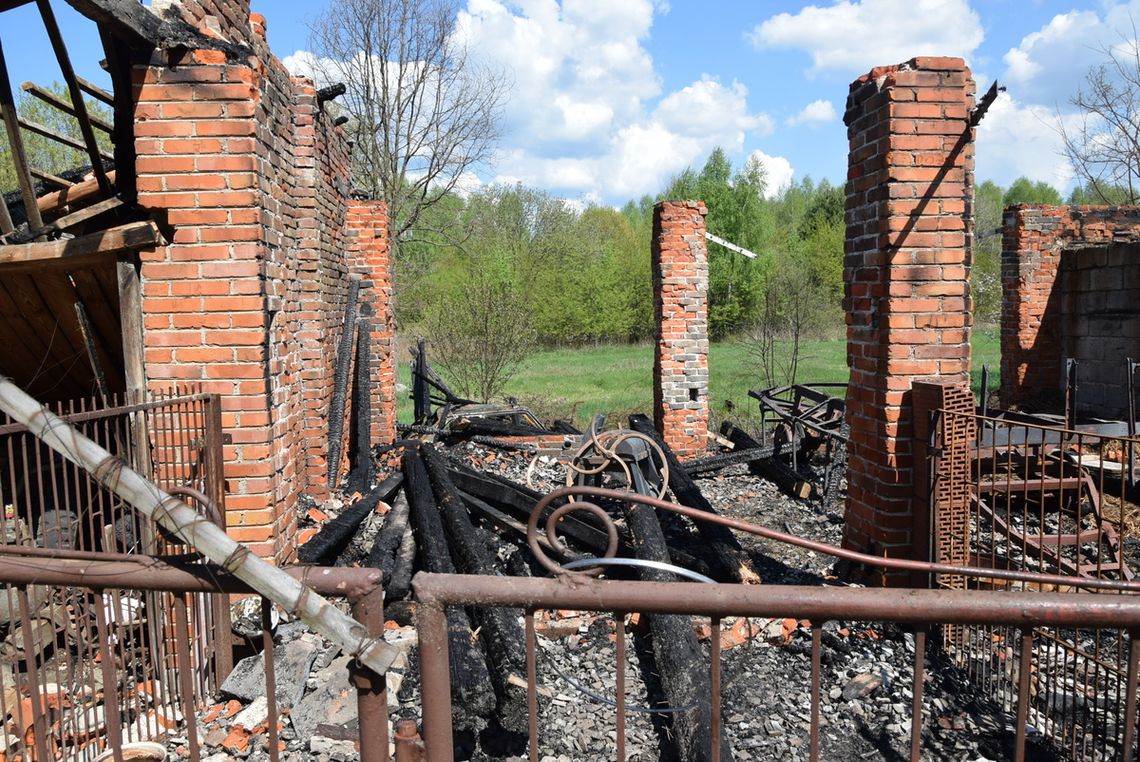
[180,438,1067,762]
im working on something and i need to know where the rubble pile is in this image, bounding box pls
[173,418,1062,761]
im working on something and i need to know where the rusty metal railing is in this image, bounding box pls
[0,391,229,760]
[413,573,1140,762]
[937,409,1140,760]
[0,556,394,762]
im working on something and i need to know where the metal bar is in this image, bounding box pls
[615,611,626,762]
[1013,630,1034,761]
[710,615,721,761]
[1122,631,1140,762]
[351,586,389,762]
[34,0,112,192]
[0,555,383,596]
[0,392,217,436]
[94,587,125,761]
[526,608,538,762]
[910,627,926,761]
[262,598,281,762]
[0,37,45,231]
[980,364,990,416]
[18,587,51,761]
[527,486,1140,594]
[416,602,454,759]
[413,572,1140,630]
[173,594,200,760]
[810,625,821,762]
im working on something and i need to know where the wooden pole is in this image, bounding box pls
[0,374,401,677]
[0,37,44,231]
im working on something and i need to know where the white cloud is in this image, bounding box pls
[975,92,1075,190]
[459,1,772,201]
[786,99,837,127]
[748,150,795,199]
[1000,2,1140,107]
[289,1,772,203]
[749,0,984,77]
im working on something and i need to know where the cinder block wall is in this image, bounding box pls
[132,2,395,559]
[841,57,975,581]
[652,200,710,459]
[1001,205,1140,411]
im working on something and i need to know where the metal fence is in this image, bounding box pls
[0,557,395,762]
[936,409,1140,760]
[0,391,228,760]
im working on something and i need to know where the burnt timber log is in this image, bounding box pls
[402,447,495,731]
[621,495,733,761]
[422,444,530,735]
[295,473,402,565]
[345,309,374,494]
[366,488,412,601]
[326,277,360,488]
[628,414,760,584]
[721,423,814,500]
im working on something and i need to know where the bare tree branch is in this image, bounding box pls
[309,0,506,246]
[1061,23,1140,203]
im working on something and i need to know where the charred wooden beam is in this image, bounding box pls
[366,488,412,600]
[20,81,114,134]
[0,220,163,273]
[0,220,161,269]
[7,196,124,245]
[345,308,374,494]
[721,423,815,500]
[37,169,116,218]
[296,474,402,565]
[326,276,360,489]
[404,447,496,731]
[61,0,166,49]
[620,494,733,761]
[422,443,530,735]
[445,462,613,554]
[628,414,761,585]
[0,38,44,232]
[29,168,75,190]
[76,75,113,107]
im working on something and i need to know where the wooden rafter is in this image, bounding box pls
[37,169,116,218]
[60,0,166,49]
[21,81,114,134]
[37,0,112,193]
[0,220,164,272]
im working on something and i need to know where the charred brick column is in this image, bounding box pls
[346,201,397,448]
[652,200,709,459]
[841,57,975,581]
[1000,205,1140,410]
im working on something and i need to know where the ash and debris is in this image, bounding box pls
[177,436,1065,762]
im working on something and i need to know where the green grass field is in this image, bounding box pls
[397,326,1001,427]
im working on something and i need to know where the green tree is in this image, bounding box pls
[1002,176,1062,206]
[973,180,1004,324]
[0,82,112,195]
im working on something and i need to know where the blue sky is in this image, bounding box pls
[3,0,1137,205]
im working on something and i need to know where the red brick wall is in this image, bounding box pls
[652,200,709,460]
[841,57,975,581]
[132,5,395,560]
[1000,205,1140,409]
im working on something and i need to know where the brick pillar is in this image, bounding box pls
[133,50,279,557]
[841,57,975,582]
[346,201,397,447]
[652,200,709,459]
